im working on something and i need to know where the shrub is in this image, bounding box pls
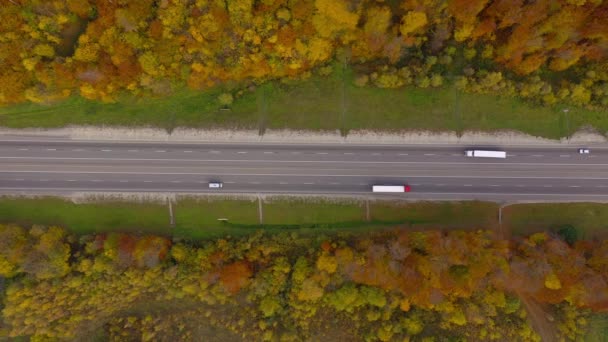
[218,92,234,106]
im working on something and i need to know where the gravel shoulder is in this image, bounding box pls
[0,126,606,146]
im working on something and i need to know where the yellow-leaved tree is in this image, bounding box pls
[400,11,428,36]
[312,0,360,39]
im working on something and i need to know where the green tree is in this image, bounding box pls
[557,225,578,246]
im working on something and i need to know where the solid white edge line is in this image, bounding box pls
[3,170,608,180]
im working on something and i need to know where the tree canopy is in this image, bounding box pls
[0,0,606,110]
[0,224,605,340]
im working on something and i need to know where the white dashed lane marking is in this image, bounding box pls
[101,149,111,152]
[18,148,28,151]
[47,148,56,151]
[237,151,247,154]
[155,150,166,153]
[128,149,138,152]
[183,150,193,153]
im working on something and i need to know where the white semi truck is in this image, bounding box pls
[372,185,411,193]
[465,150,506,158]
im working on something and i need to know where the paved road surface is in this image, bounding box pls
[1,138,607,201]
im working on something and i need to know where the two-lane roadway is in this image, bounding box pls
[0,138,607,201]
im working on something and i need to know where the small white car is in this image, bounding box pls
[578,148,590,154]
[208,182,223,189]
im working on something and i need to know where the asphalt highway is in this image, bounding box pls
[1,138,607,201]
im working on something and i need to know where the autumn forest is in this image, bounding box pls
[0,0,607,112]
[1,1,608,340]
[0,224,607,340]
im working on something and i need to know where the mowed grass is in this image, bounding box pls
[0,197,170,236]
[0,88,260,129]
[172,198,260,239]
[0,196,502,240]
[502,203,608,239]
[346,85,576,138]
[370,200,499,228]
[2,66,607,138]
[4,197,608,242]
[262,198,366,225]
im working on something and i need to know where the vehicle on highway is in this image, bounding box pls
[578,148,590,154]
[208,182,223,189]
[372,185,411,193]
[464,150,507,158]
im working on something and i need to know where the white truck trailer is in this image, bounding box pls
[464,150,506,158]
[372,185,411,193]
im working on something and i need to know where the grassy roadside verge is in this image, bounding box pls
[0,198,170,235]
[0,196,499,240]
[2,197,607,241]
[1,67,606,139]
[502,203,608,239]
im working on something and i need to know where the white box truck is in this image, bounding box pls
[372,185,411,193]
[465,150,506,158]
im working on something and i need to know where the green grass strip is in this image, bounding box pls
[1,69,606,139]
[503,203,608,239]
